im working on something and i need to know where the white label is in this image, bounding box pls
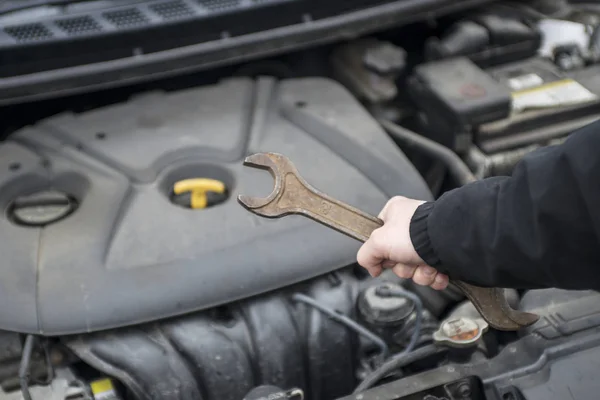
[507,73,544,91]
[95,392,118,400]
[512,79,598,112]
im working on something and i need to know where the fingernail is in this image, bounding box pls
[422,266,435,276]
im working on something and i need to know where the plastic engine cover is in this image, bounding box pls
[0,77,431,335]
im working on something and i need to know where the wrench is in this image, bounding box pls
[238,152,540,331]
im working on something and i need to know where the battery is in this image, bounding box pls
[409,55,600,154]
[408,57,512,152]
[477,57,600,153]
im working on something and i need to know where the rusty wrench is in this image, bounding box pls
[238,152,540,331]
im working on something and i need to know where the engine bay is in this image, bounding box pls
[2,0,600,399]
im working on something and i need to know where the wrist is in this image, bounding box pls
[409,201,440,266]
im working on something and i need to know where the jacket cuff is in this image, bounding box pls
[409,202,441,266]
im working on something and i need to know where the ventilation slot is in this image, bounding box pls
[56,16,102,36]
[198,0,241,12]
[103,8,150,28]
[4,23,53,43]
[150,1,195,20]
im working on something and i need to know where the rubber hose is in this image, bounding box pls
[378,119,476,186]
[19,335,35,400]
[292,293,389,359]
[353,344,446,394]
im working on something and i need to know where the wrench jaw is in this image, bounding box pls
[242,153,279,170]
[501,306,540,330]
[453,282,540,331]
[505,309,540,330]
[238,153,286,217]
[238,194,273,212]
[479,306,540,331]
[239,152,322,219]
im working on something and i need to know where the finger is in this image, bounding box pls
[362,261,383,277]
[392,263,417,279]
[382,260,396,269]
[368,265,383,277]
[412,265,438,286]
[430,273,449,290]
[357,229,388,270]
[357,241,382,271]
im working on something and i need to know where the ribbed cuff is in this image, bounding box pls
[409,202,440,266]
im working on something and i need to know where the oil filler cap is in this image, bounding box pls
[170,178,228,209]
[8,190,78,227]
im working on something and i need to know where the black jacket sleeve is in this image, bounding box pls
[409,120,600,290]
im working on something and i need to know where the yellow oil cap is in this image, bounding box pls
[172,178,227,209]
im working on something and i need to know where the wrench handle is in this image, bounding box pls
[280,176,384,242]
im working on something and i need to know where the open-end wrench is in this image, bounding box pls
[238,152,540,331]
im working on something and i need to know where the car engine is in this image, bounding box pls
[1,0,600,399]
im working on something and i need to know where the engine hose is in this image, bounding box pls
[19,335,35,400]
[31,340,54,385]
[292,293,389,359]
[353,344,446,394]
[378,119,476,187]
[398,321,439,348]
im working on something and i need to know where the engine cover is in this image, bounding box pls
[0,77,431,335]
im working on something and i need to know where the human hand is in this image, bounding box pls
[357,196,449,290]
